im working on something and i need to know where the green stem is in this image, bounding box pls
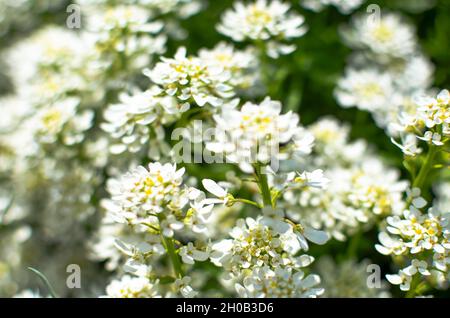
[405,278,429,298]
[406,145,438,207]
[346,230,362,259]
[161,234,184,278]
[413,145,438,190]
[254,164,272,208]
[233,198,262,209]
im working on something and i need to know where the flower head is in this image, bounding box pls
[105,275,160,298]
[207,97,312,172]
[217,0,307,58]
[145,47,235,111]
[236,266,323,298]
[105,163,189,233]
[376,206,450,290]
[343,12,417,62]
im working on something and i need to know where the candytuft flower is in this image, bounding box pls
[217,0,307,58]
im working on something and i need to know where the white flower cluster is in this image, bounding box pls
[82,4,167,82]
[105,275,160,298]
[101,88,174,157]
[0,0,65,38]
[210,216,326,298]
[3,0,447,299]
[336,11,435,138]
[198,42,260,91]
[102,43,259,155]
[343,13,417,61]
[76,0,203,18]
[315,257,390,297]
[390,89,449,156]
[103,162,213,297]
[106,163,196,232]
[279,118,408,241]
[236,266,323,298]
[301,0,365,14]
[207,97,314,173]
[144,47,237,111]
[217,0,307,58]
[376,204,449,291]
[4,27,96,149]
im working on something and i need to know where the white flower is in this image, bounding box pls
[144,47,235,111]
[390,134,423,157]
[34,98,94,146]
[377,206,450,290]
[217,0,307,58]
[386,271,413,291]
[105,163,188,228]
[283,157,407,241]
[390,89,449,153]
[102,88,176,155]
[175,276,198,298]
[343,12,417,62]
[235,266,324,298]
[295,225,330,249]
[301,0,365,14]
[84,4,166,77]
[198,42,259,90]
[403,259,431,276]
[335,68,398,112]
[293,169,330,189]
[206,97,308,172]
[316,257,391,298]
[105,275,160,298]
[375,232,407,256]
[417,131,444,146]
[201,179,232,205]
[179,242,210,265]
[291,128,315,158]
[210,216,317,275]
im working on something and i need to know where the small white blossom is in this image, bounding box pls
[179,242,210,265]
[292,169,330,190]
[175,276,198,298]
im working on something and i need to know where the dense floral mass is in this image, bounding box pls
[0,0,448,299]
